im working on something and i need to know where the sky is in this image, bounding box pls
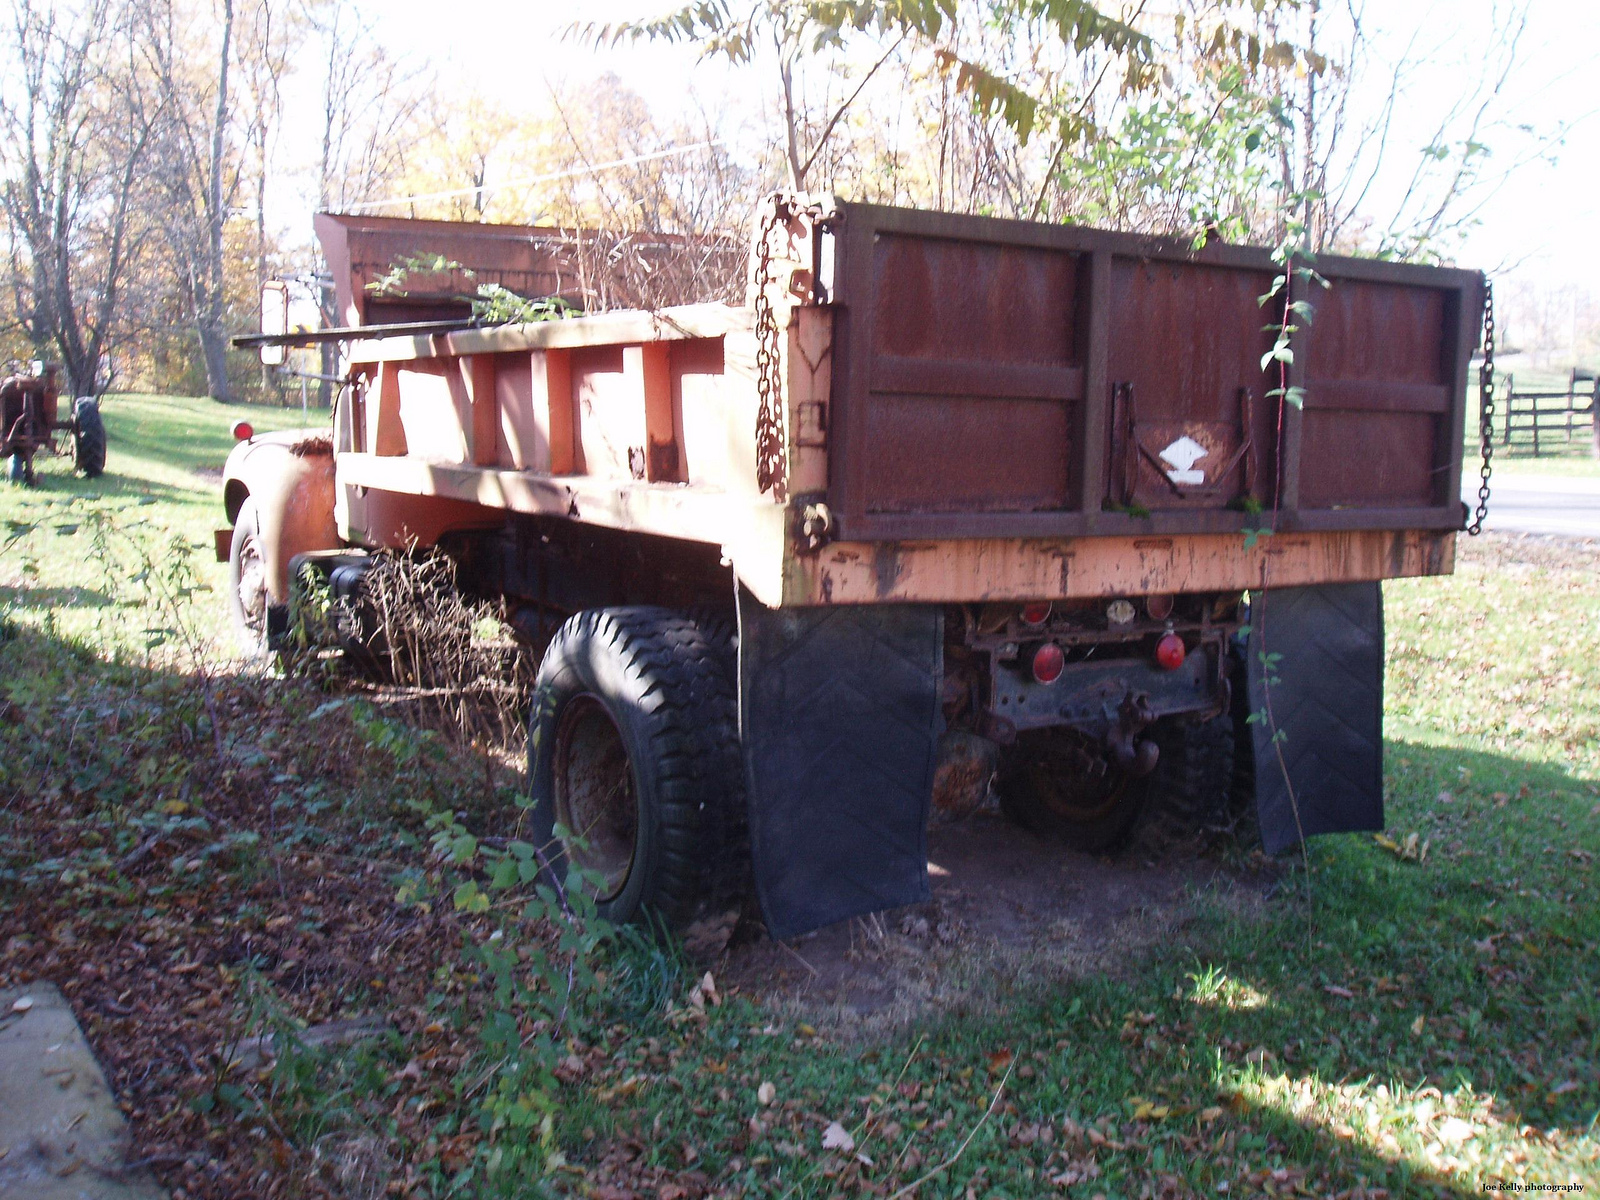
[347,0,1598,288]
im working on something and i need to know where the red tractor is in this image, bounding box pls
[0,364,106,486]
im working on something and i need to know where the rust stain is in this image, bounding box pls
[871,544,904,598]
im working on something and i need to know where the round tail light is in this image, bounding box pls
[231,420,254,441]
[1155,632,1186,671]
[1032,641,1065,685]
[1021,601,1052,627]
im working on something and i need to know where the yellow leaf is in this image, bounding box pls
[1410,1014,1426,1036]
[797,1024,817,1038]
[161,799,188,815]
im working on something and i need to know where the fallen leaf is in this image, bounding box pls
[10,996,34,1013]
[1323,984,1355,999]
[988,1048,1014,1074]
[797,1023,818,1038]
[1436,1116,1475,1146]
[699,971,720,1007]
[1411,1014,1426,1036]
[821,1121,854,1153]
[1548,1081,1579,1098]
[1199,1106,1224,1123]
[757,1081,776,1106]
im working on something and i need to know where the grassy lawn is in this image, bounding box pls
[0,397,1595,1199]
[1489,452,1600,479]
[0,392,325,646]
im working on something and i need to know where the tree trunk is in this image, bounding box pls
[200,0,237,402]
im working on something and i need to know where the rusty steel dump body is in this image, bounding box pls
[318,197,1476,606]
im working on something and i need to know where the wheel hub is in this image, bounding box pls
[552,695,637,901]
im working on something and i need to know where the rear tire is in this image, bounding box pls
[1137,713,1237,848]
[998,728,1150,852]
[72,397,106,478]
[527,607,743,927]
[228,497,270,657]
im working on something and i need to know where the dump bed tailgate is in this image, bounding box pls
[824,202,1482,542]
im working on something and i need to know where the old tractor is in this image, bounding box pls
[0,364,107,486]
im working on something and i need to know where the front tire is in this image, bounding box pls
[228,497,270,656]
[527,607,742,927]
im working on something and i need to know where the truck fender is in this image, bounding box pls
[221,435,340,605]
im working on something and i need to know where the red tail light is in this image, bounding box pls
[1155,632,1186,670]
[1032,642,1065,684]
[231,420,254,441]
[1021,601,1052,627]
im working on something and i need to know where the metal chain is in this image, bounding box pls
[1466,280,1495,536]
[753,201,785,495]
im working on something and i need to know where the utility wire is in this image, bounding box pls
[342,139,728,213]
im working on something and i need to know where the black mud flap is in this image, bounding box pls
[1247,582,1384,854]
[737,592,942,940]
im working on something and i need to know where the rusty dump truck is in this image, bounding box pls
[224,196,1486,939]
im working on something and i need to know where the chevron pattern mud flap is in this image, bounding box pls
[737,593,943,941]
[1246,582,1385,855]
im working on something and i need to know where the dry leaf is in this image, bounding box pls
[757,1081,776,1106]
[10,996,34,1013]
[1323,984,1355,999]
[821,1121,854,1152]
[1410,1014,1426,1036]
[1436,1117,1474,1146]
[699,971,720,1007]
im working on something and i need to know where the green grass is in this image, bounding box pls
[1489,452,1600,478]
[0,398,1595,1198]
[0,391,324,646]
[551,540,1599,1198]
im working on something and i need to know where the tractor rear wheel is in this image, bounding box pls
[72,397,106,478]
[527,607,743,927]
[228,497,270,656]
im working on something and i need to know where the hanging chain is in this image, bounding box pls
[1466,280,1495,536]
[753,201,786,495]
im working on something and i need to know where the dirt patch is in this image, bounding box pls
[720,811,1274,1033]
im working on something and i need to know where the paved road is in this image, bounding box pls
[1462,473,1600,538]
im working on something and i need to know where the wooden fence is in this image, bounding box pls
[1498,368,1598,456]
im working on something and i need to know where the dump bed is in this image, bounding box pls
[320,197,1480,607]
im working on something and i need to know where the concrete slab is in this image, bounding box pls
[0,984,165,1200]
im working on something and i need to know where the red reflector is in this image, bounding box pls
[1155,632,1186,670]
[1021,601,1052,626]
[1032,642,1065,685]
[231,420,254,441]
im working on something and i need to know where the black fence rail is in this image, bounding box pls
[1499,368,1597,456]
